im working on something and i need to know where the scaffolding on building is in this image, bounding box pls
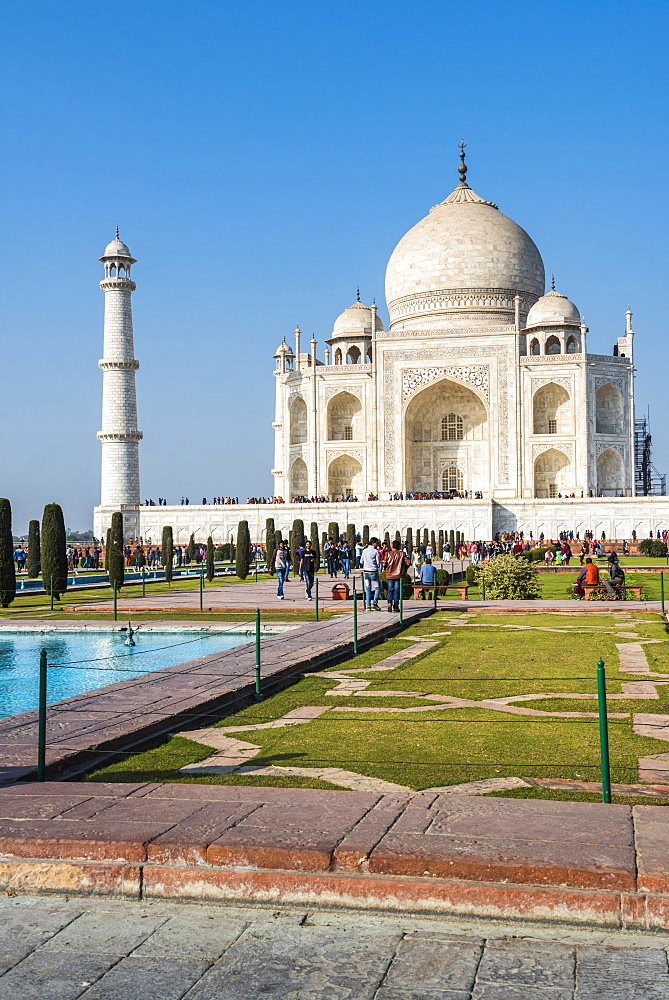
[635,415,666,495]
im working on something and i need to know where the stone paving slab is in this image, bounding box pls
[0,609,430,785]
[1,783,669,929]
[0,896,668,998]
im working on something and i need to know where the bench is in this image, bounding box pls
[583,584,643,601]
[412,584,468,601]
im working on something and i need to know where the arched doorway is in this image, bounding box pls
[534,448,571,497]
[596,384,623,434]
[289,397,307,444]
[327,392,362,441]
[533,383,571,435]
[328,455,363,498]
[290,457,308,498]
[597,448,624,495]
[404,379,488,494]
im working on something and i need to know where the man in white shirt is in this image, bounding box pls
[361,538,382,611]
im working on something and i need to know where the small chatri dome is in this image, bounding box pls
[332,292,383,339]
[526,280,580,328]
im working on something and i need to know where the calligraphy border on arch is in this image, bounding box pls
[402,366,490,403]
[382,347,509,484]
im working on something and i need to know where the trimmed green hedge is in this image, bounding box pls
[639,538,668,558]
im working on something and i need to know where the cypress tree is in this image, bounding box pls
[430,529,436,554]
[274,527,283,550]
[186,533,195,563]
[438,529,444,558]
[310,522,320,570]
[384,530,391,547]
[0,499,15,608]
[105,528,111,570]
[26,519,41,578]
[266,517,276,575]
[416,526,421,549]
[107,511,125,591]
[423,528,429,547]
[206,535,215,583]
[41,503,68,600]
[292,519,305,550]
[162,526,174,583]
[328,521,339,544]
[449,529,455,554]
[455,530,461,549]
[321,531,327,553]
[346,523,356,556]
[236,520,250,579]
[362,524,369,545]
[406,527,413,553]
[395,530,401,543]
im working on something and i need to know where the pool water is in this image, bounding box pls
[0,631,250,719]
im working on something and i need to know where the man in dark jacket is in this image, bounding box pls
[604,560,625,599]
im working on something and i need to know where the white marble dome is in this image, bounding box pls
[385,182,545,330]
[101,237,133,259]
[525,288,580,328]
[331,299,383,339]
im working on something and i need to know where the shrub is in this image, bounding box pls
[236,521,250,579]
[107,511,125,591]
[436,568,451,587]
[346,523,356,555]
[438,529,444,558]
[384,530,391,547]
[0,499,15,608]
[42,502,68,599]
[266,518,276,575]
[465,564,479,587]
[481,554,540,600]
[639,538,668,558]
[161,526,173,583]
[328,521,339,544]
[206,535,215,582]
[362,525,369,545]
[406,528,413,552]
[310,522,320,568]
[379,571,412,599]
[292,519,305,569]
[26,519,41,578]
[520,547,549,563]
[449,529,455,553]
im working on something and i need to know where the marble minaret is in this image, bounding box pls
[97,231,142,523]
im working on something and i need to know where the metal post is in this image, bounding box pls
[353,587,358,655]
[254,607,263,701]
[113,579,117,622]
[482,576,486,602]
[200,568,204,612]
[662,572,665,615]
[597,659,612,803]
[433,581,437,610]
[142,567,146,598]
[50,574,54,612]
[315,576,319,622]
[399,585,404,624]
[37,649,47,781]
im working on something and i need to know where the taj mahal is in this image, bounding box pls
[93,147,668,545]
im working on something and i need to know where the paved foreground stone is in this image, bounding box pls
[0,895,667,999]
[2,784,669,930]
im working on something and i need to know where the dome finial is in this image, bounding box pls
[115,226,120,240]
[551,273,555,291]
[356,286,361,302]
[458,140,468,187]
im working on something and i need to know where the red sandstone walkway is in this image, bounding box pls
[0,782,668,930]
[75,576,662,613]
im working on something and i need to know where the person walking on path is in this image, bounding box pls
[324,537,339,578]
[338,539,351,579]
[411,546,423,581]
[361,537,382,611]
[384,540,410,612]
[299,540,317,600]
[272,541,292,600]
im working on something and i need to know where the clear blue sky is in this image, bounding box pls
[1,0,667,534]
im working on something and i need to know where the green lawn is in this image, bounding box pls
[88,610,669,801]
